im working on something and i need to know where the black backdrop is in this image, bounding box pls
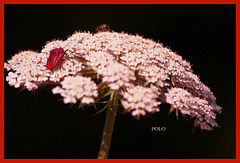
[4,5,236,159]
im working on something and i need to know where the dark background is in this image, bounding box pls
[4,5,236,159]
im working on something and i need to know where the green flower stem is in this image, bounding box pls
[98,91,118,159]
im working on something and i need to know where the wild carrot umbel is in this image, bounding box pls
[5,28,222,158]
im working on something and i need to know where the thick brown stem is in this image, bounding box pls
[98,92,118,159]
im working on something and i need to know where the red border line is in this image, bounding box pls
[0,0,239,162]
[0,0,4,161]
[236,0,239,160]
[1,0,239,4]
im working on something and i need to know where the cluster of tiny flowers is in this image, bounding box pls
[52,76,98,104]
[84,52,115,70]
[66,31,93,57]
[138,64,170,87]
[121,85,161,117]
[5,51,48,91]
[4,30,222,130]
[4,48,84,90]
[85,52,135,90]
[165,87,218,130]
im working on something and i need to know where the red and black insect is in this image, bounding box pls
[46,48,66,70]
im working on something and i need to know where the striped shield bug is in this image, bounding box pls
[46,48,66,70]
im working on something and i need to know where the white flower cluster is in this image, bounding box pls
[4,30,222,130]
[121,85,161,117]
[84,52,115,70]
[5,51,48,91]
[100,63,136,90]
[85,52,135,90]
[66,31,93,57]
[4,49,84,90]
[165,87,218,130]
[52,75,98,104]
[138,64,170,87]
